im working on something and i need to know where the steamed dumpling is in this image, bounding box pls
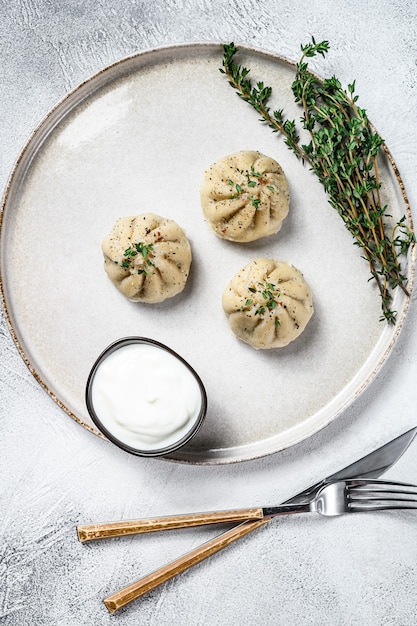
[222,258,313,349]
[200,151,290,242]
[102,213,192,303]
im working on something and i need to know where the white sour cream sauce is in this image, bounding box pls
[91,343,202,450]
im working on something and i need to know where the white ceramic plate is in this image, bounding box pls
[0,43,414,464]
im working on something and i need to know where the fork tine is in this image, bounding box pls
[348,502,417,512]
[349,495,417,504]
[348,489,417,501]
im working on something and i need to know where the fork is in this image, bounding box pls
[93,479,417,613]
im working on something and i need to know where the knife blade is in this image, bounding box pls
[283,425,417,506]
[102,426,417,613]
[78,426,417,542]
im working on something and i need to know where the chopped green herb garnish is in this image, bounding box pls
[226,166,274,208]
[119,241,155,275]
[239,281,282,317]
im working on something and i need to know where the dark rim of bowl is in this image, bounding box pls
[85,336,207,458]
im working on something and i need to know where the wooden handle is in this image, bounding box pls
[77,508,264,542]
[103,518,269,613]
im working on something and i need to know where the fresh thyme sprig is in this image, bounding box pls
[221,40,415,323]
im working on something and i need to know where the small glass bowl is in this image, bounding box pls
[85,337,207,457]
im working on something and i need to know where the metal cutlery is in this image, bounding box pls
[76,426,417,613]
[102,477,417,613]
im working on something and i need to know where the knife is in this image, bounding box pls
[282,424,417,505]
[81,426,417,613]
[78,425,417,543]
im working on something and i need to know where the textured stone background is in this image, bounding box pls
[1,1,417,624]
